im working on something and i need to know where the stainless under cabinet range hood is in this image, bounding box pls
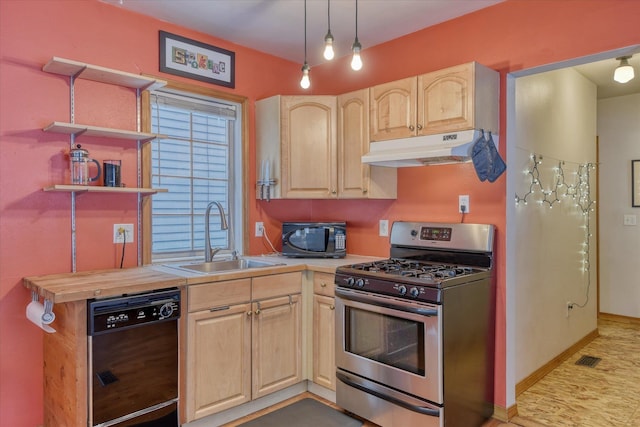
[361,129,498,167]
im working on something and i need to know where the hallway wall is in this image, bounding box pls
[598,93,640,318]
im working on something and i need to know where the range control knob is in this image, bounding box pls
[346,277,355,287]
[411,229,418,237]
[355,278,365,288]
[398,285,407,295]
[410,287,420,298]
[159,302,174,318]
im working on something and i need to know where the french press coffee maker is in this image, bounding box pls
[69,144,101,185]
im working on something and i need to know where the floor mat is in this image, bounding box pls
[236,398,363,427]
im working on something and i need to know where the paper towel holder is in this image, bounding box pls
[31,291,55,324]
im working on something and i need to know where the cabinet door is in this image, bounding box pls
[338,89,369,198]
[281,96,337,198]
[186,303,251,421]
[313,294,336,391]
[370,77,417,141]
[418,63,474,134]
[251,294,302,398]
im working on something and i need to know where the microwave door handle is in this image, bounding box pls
[336,372,440,418]
[325,226,334,253]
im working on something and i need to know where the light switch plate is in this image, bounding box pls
[623,214,637,226]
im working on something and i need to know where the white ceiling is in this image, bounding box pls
[103,0,639,98]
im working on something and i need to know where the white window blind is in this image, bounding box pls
[150,91,237,261]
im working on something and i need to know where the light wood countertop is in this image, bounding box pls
[23,254,382,303]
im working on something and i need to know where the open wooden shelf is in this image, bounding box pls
[43,57,167,91]
[43,185,168,195]
[43,121,159,142]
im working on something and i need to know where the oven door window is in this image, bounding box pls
[345,306,425,375]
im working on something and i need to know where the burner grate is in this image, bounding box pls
[575,355,601,368]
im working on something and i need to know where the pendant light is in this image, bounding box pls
[300,0,310,89]
[350,0,363,71]
[323,0,335,60]
[614,56,635,84]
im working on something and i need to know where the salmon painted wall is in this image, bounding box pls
[0,1,301,426]
[1,1,639,426]
[254,0,640,414]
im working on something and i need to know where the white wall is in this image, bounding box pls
[514,67,598,382]
[598,93,640,318]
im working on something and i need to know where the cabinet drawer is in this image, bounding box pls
[252,272,302,301]
[313,272,335,297]
[188,278,251,312]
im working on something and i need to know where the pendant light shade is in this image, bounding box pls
[300,0,311,89]
[351,0,363,71]
[614,56,635,84]
[323,0,335,60]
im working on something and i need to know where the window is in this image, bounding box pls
[147,89,243,262]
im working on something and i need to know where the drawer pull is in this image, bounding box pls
[320,282,327,288]
[330,305,335,310]
[209,305,230,312]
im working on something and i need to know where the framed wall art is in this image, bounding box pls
[159,30,235,88]
[633,160,640,207]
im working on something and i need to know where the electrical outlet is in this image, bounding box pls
[459,195,470,213]
[255,222,264,237]
[379,219,389,237]
[623,214,637,226]
[566,302,573,318]
[113,224,134,243]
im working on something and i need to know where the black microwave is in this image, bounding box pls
[282,222,346,258]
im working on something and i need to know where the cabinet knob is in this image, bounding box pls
[332,190,337,195]
[247,311,253,316]
[330,305,335,310]
[409,125,415,131]
[363,189,368,194]
[320,282,327,287]
[254,309,261,315]
[417,124,423,130]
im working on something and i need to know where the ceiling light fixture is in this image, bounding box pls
[323,0,335,61]
[614,56,635,84]
[350,0,363,71]
[300,0,310,89]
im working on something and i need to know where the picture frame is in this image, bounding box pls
[159,30,235,88]
[633,160,640,207]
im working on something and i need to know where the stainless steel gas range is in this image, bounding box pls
[334,221,495,427]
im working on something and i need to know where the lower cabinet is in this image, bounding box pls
[312,272,336,391]
[185,272,302,422]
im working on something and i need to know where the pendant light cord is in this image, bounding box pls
[304,0,307,62]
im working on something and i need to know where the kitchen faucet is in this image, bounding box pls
[204,201,236,262]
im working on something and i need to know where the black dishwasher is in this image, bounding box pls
[88,288,180,427]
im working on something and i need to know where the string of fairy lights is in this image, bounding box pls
[515,152,597,308]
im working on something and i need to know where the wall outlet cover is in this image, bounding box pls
[379,219,389,237]
[113,224,134,243]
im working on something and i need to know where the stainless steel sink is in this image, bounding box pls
[166,258,285,274]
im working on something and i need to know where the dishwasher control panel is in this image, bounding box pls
[88,288,181,335]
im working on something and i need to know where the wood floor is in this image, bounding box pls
[225,319,640,427]
[517,318,640,427]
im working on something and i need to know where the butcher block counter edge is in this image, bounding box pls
[23,254,381,303]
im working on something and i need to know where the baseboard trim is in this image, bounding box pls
[515,328,599,396]
[492,402,518,422]
[599,312,640,325]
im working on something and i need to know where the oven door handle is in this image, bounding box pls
[335,288,438,316]
[336,372,441,417]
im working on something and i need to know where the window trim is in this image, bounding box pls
[141,77,249,265]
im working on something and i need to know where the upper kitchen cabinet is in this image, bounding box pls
[370,62,499,142]
[337,90,396,199]
[256,95,337,199]
[370,77,417,142]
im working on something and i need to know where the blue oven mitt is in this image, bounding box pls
[471,132,491,181]
[486,132,506,182]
